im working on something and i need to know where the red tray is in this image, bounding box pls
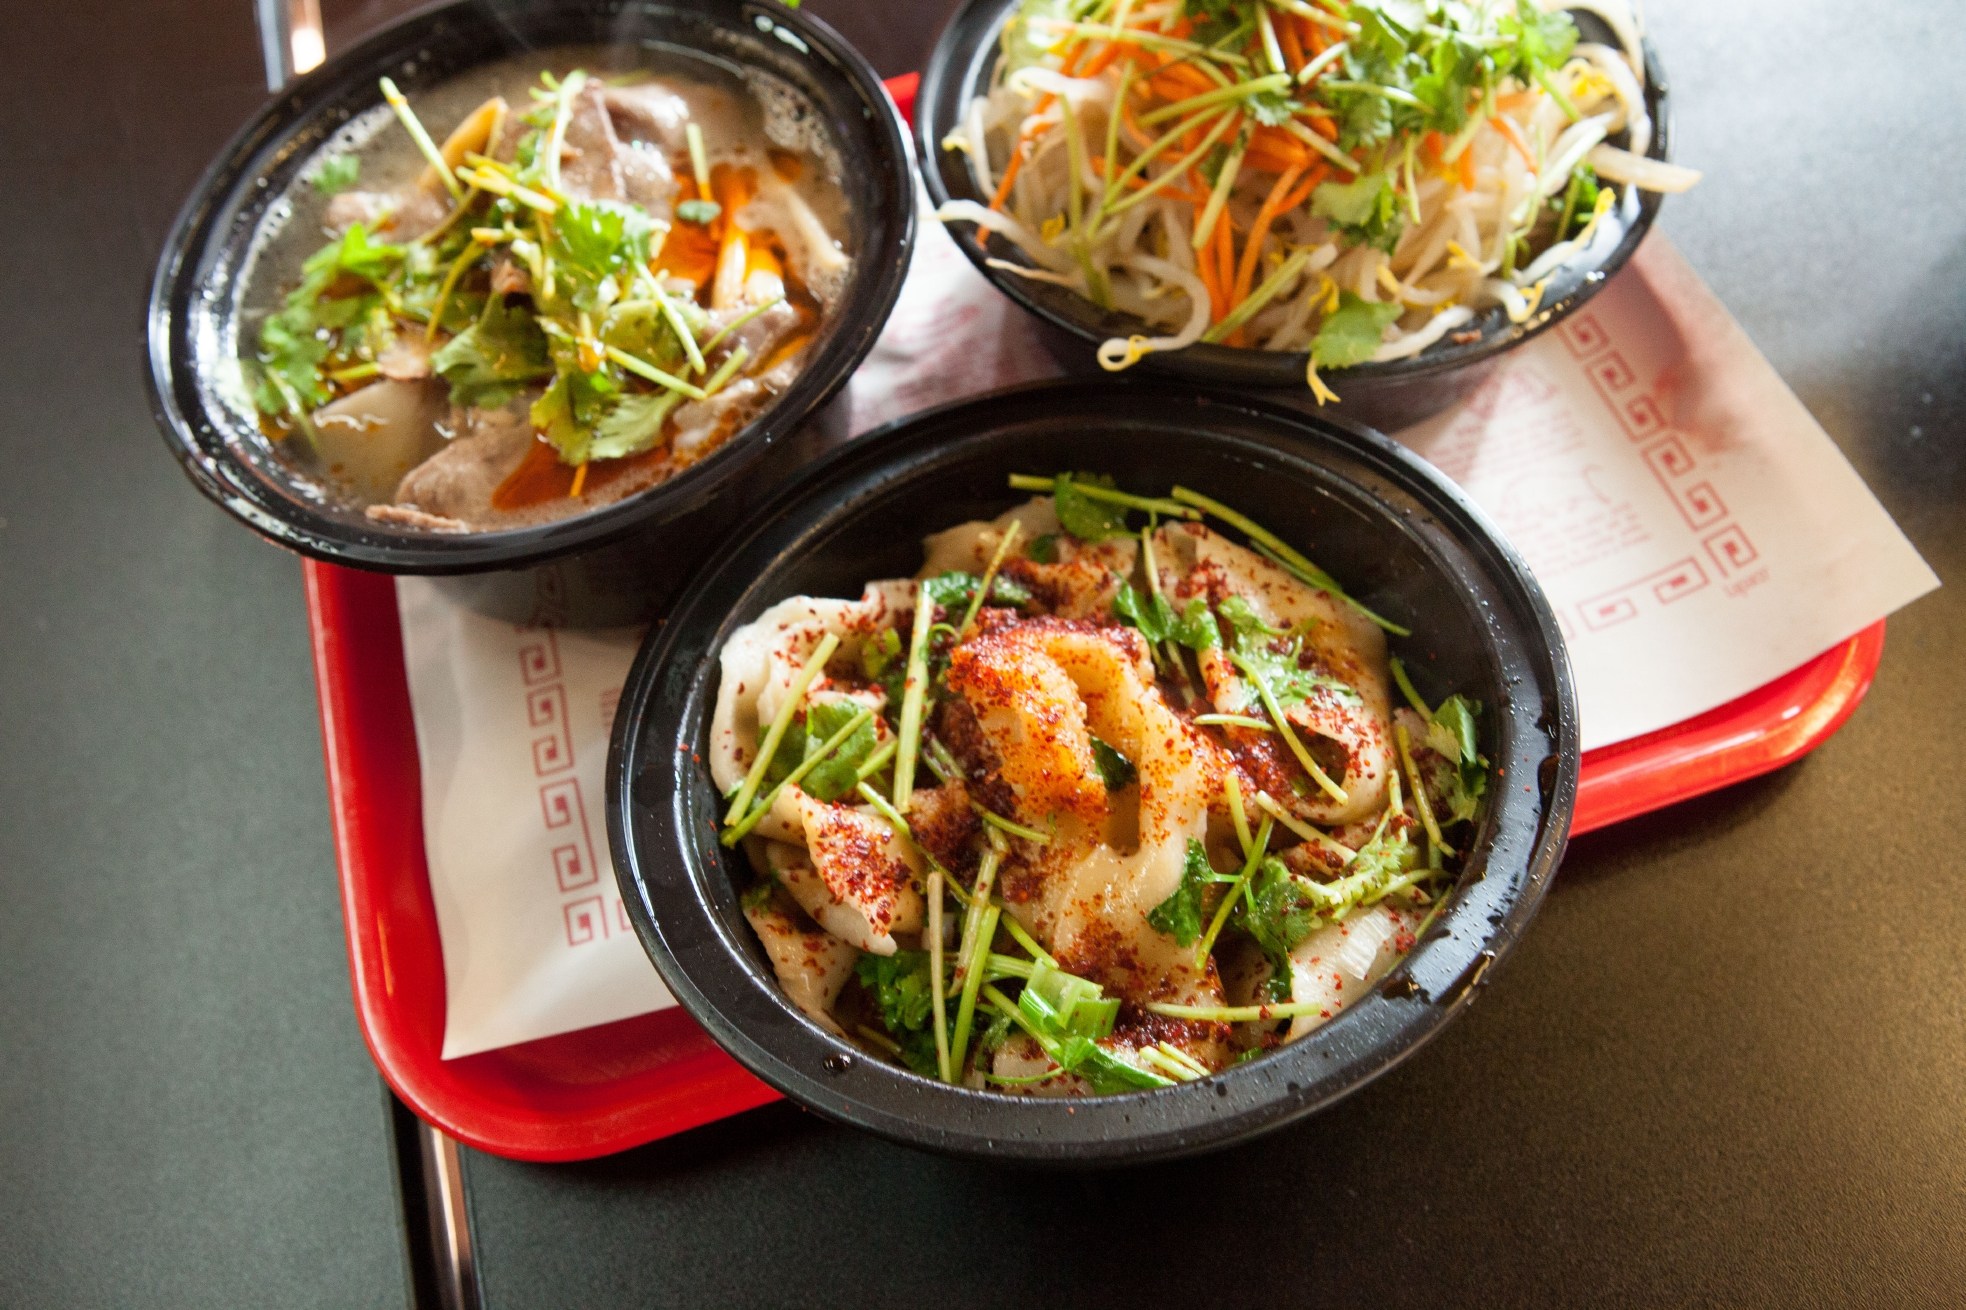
[307,565,1883,1161]
[303,72,1887,1161]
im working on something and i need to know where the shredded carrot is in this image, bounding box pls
[1492,115,1538,171]
[1249,125,1310,162]
[1303,16,1326,56]
[988,136,1029,211]
[1230,163,1305,307]
[1458,146,1476,190]
[1423,131,1446,162]
[1078,40,1128,80]
[1296,110,1339,141]
[1193,201,1226,318]
[1276,162,1328,213]
[568,462,589,499]
[1278,15,1306,69]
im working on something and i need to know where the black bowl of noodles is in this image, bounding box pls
[146,0,914,625]
[917,0,1681,432]
[608,379,1579,1164]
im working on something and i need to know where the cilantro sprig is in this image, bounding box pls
[254,69,764,467]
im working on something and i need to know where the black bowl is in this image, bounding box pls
[608,379,1579,1163]
[146,0,914,621]
[916,0,1671,429]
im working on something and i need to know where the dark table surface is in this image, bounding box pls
[4,1,1961,1305]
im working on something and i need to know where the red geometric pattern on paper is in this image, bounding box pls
[1562,312,1609,357]
[517,630,562,685]
[1588,351,1636,394]
[1703,524,1760,576]
[1651,558,1709,604]
[527,685,574,776]
[1580,594,1639,631]
[539,778,581,829]
[552,843,597,892]
[1644,435,1695,480]
[1677,481,1726,530]
[539,779,600,904]
[1619,393,1664,441]
[563,896,607,947]
[598,686,621,731]
[1578,557,1708,631]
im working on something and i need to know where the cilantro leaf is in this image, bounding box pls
[431,297,553,408]
[1112,580,1175,644]
[1146,839,1216,947]
[1115,586,1219,653]
[1089,737,1136,791]
[254,307,335,416]
[1496,1,1579,83]
[254,223,405,417]
[312,154,361,196]
[586,391,682,461]
[548,198,656,312]
[302,221,402,287]
[1312,171,1403,252]
[1337,820,1419,897]
[1235,857,1320,972]
[1053,473,1130,542]
[1220,594,1360,714]
[921,570,979,610]
[855,951,940,1075]
[918,570,1030,618]
[1247,89,1299,127]
[861,628,902,683]
[800,699,880,802]
[762,718,808,789]
[1311,291,1403,369]
[530,366,620,465]
[1170,597,1221,651]
[1421,693,1487,825]
[1218,594,1281,641]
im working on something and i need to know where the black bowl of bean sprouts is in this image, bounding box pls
[917,0,1692,430]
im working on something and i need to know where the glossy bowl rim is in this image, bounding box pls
[914,0,1671,388]
[144,0,916,575]
[607,378,1581,1164]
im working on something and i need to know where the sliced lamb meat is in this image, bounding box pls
[617,141,676,216]
[390,399,538,527]
[703,298,800,367]
[365,503,469,532]
[668,355,799,463]
[602,83,692,151]
[555,84,626,202]
[323,186,451,242]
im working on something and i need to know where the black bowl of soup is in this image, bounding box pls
[147,0,914,623]
[915,0,1681,431]
[608,380,1579,1163]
